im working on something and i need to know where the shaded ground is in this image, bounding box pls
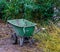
[0,22,41,52]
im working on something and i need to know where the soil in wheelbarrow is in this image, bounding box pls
[0,22,42,52]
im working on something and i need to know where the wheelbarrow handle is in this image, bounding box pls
[34,29,40,34]
[34,26,41,34]
[34,26,46,34]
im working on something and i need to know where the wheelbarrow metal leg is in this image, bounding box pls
[11,33,17,44]
[19,37,24,47]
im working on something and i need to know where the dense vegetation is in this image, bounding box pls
[0,0,60,22]
[34,21,60,52]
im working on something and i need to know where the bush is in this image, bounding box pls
[2,0,24,21]
[0,0,60,22]
[0,0,6,19]
[33,0,54,21]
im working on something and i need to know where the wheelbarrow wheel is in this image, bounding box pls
[29,37,35,47]
[11,34,17,44]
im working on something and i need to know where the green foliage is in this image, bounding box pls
[32,0,54,20]
[0,0,6,19]
[53,0,60,7]
[24,0,54,20]
[0,0,59,21]
[2,0,24,21]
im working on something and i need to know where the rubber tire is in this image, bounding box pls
[29,39,35,45]
[11,34,17,44]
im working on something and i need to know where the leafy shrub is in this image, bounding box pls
[0,0,6,19]
[2,0,24,21]
[33,0,54,21]
[0,0,60,22]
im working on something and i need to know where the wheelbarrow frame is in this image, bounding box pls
[7,19,36,46]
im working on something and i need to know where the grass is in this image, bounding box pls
[33,21,60,52]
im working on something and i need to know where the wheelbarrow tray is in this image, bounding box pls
[7,19,36,37]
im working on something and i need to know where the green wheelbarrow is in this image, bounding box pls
[7,19,37,46]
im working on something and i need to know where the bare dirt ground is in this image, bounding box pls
[0,22,41,52]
